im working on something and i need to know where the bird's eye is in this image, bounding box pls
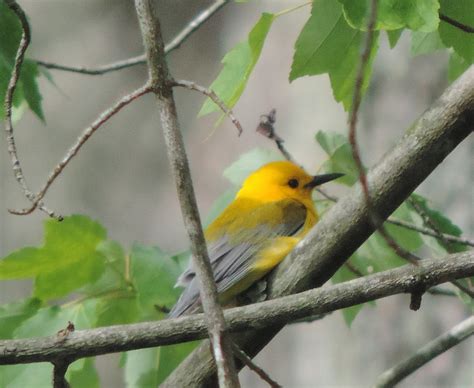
[288,178,299,188]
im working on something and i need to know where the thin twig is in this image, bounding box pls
[10,84,153,217]
[387,218,474,247]
[2,0,57,218]
[1,253,473,365]
[347,0,429,312]
[35,0,230,75]
[256,109,295,163]
[347,0,424,267]
[172,79,243,136]
[408,197,452,247]
[439,13,474,34]
[375,316,474,387]
[231,342,282,388]
[345,261,364,277]
[407,197,474,298]
[134,1,239,386]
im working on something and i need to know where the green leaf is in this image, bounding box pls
[410,30,444,55]
[124,342,199,388]
[409,194,466,253]
[331,261,368,326]
[124,348,161,388]
[199,13,275,117]
[95,296,139,326]
[1,300,97,388]
[67,358,99,388]
[80,240,128,295]
[130,244,182,314]
[0,215,107,300]
[448,52,470,82]
[0,298,41,339]
[223,147,282,186]
[338,0,440,32]
[20,59,45,121]
[290,0,379,110]
[315,131,348,156]
[316,131,359,186]
[0,1,45,121]
[386,29,403,48]
[439,0,474,62]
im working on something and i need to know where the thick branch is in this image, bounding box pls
[0,253,472,365]
[134,0,239,386]
[375,315,474,387]
[163,66,474,386]
[52,361,70,388]
[35,0,229,75]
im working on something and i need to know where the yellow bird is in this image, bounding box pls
[169,161,343,317]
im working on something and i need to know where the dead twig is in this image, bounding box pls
[256,109,295,162]
[3,0,57,218]
[231,342,281,388]
[10,84,153,217]
[172,79,243,136]
[439,13,474,34]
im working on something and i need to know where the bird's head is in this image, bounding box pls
[236,161,343,205]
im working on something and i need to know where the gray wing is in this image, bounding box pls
[168,199,306,317]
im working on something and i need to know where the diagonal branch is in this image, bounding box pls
[34,0,230,76]
[1,253,472,365]
[439,13,474,34]
[172,79,243,135]
[161,65,474,386]
[375,315,474,387]
[133,0,239,386]
[10,84,153,217]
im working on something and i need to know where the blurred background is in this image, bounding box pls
[1,0,472,386]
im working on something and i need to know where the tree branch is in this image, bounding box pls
[2,0,57,218]
[375,315,474,387]
[172,79,243,136]
[387,218,474,248]
[52,361,70,388]
[231,343,281,388]
[34,0,229,75]
[0,253,472,366]
[133,1,239,386]
[10,84,153,217]
[162,66,474,386]
[439,13,474,34]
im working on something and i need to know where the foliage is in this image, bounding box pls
[199,0,473,119]
[0,0,44,121]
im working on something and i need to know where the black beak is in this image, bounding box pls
[304,173,344,189]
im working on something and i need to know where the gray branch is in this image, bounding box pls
[133,1,239,386]
[162,67,474,387]
[0,253,472,366]
[34,0,229,75]
[374,315,474,387]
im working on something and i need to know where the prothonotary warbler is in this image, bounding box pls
[169,160,343,317]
